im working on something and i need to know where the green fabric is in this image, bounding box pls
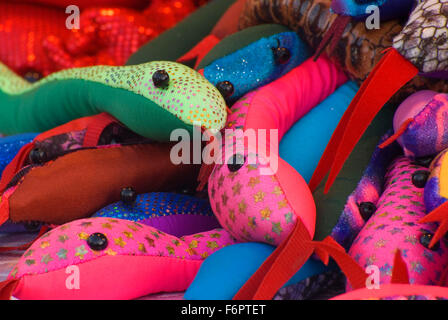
[0,81,192,140]
[313,103,396,241]
[197,24,292,70]
[0,61,227,139]
[126,0,237,66]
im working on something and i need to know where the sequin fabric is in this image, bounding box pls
[93,192,215,221]
[0,133,39,177]
[203,32,310,103]
[0,61,227,130]
[0,1,209,77]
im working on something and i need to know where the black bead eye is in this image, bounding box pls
[87,233,108,251]
[121,187,137,205]
[358,202,376,221]
[23,70,42,83]
[152,70,170,88]
[412,156,434,168]
[227,154,245,172]
[216,81,234,100]
[411,170,429,188]
[420,231,440,251]
[24,221,41,232]
[29,148,46,164]
[272,47,291,65]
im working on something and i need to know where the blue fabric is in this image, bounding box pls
[185,242,333,300]
[331,0,414,21]
[203,32,311,104]
[92,192,215,221]
[280,81,358,182]
[0,133,38,177]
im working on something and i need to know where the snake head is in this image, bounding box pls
[393,0,448,74]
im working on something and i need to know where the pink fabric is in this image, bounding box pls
[348,157,448,287]
[8,217,237,299]
[13,255,201,300]
[208,56,346,245]
[245,55,347,148]
[332,284,448,300]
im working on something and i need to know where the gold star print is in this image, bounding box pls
[105,248,117,256]
[215,202,221,216]
[232,182,242,195]
[247,164,258,172]
[210,186,216,198]
[210,233,221,238]
[222,192,229,206]
[127,224,138,231]
[248,217,256,230]
[40,241,50,249]
[228,171,239,181]
[186,248,198,256]
[166,246,175,255]
[218,174,225,188]
[145,236,155,247]
[138,243,146,253]
[390,216,403,221]
[123,231,134,239]
[108,219,119,224]
[272,186,283,196]
[150,231,160,239]
[278,199,288,209]
[206,241,219,249]
[80,222,93,228]
[254,191,265,203]
[102,223,113,229]
[189,240,199,248]
[74,246,88,260]
[248,177,260,188]
[201,252,209,259]
[229,209,236,222]
[77,232,89,240]
[58,235,69,243]
[114,237,126,248]
[241,227,251,240]
[238,200,247,214]
[260,207,272,220]
[24,249,34,257]
[172,239,181,246]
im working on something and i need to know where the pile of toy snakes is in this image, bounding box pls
[1,0,448,300]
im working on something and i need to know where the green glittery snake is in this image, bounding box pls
[0,61,227,140]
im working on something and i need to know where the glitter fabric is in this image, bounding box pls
[0,61,227,133]
[203,32,311,103]
[0,1,209,77]
[0,133,38,177]
[93,192,215,221]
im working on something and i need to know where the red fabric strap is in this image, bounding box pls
[82,112,117,147]
[233,220,314,300]
[233,219,368,299]
[379,118,413,149]
[177,34,221,70]
[309,48,418,193]
[0,279,19,300]
[313,15,351,61]
[419,201,448,248]
[391,250,409,284]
